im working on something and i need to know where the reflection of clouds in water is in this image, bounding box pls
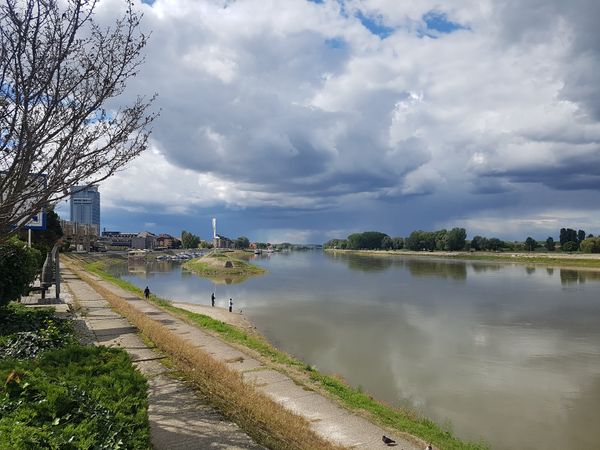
[257,293,600,449]
[114,252,600,450]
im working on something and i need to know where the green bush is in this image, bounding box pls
[561,241,579,252]
[0,239,41,305]
[0,304,150,449]
[580,237,600,253]
[0,346,149,449]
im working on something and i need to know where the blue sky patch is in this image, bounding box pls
[325,37,346,49]
[141,0,155,5]
[356,11,394,39]
[307,0,324,3]
[423,11,468,34]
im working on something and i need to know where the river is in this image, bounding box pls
[110,250,600,450]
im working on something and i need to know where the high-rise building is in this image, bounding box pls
[70,185,100,230]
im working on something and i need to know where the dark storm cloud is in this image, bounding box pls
[93,0,600,241]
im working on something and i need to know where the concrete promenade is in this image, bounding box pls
[61,266,423,450]
[61,268,262,450]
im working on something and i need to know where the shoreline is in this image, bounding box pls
[75,255,484,449]
[325,248,600,271]
[170,301,260,334]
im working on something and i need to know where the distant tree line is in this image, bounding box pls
[324,226,600,253]
[324,228,468,251]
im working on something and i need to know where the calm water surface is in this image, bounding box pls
[113,251,600,450]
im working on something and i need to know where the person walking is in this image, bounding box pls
[228,298,233,313]
[211,292,215,307]
[144,286,150,299]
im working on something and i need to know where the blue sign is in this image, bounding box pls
[24,210,47,230]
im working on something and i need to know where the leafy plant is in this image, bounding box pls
[0,346,149,449]
[0,239,41,305]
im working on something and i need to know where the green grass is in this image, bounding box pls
[81,258,488,450]
[183,255,266,276]
[0,303,149,449]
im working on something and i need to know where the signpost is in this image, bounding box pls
[1,172,48,236]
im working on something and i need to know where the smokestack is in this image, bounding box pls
[212,217,217,239]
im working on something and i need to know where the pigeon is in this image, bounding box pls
[382,435,396,445]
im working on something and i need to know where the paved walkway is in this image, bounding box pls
[62,266,423,450]
[60,268,262,450]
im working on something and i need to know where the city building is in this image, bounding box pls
[70,185,100,232]
[155,233,180,249]
[132,231,156,250]
[98,230,137,249]
[60,220,99,252]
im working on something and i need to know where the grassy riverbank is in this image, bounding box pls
[327,248,600,269]
[75,254,487,450]
[0,303,149,449]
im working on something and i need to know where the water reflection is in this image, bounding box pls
[325,252,468,280]
[113,251,600,450]
[560,269,600,285]
[325,251,394,272]
[181,268,261,285]
[405,259,467,281]
[470,262,502,273]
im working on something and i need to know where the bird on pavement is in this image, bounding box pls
[382,435,396,445]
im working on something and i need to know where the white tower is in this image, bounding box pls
[212,217,217,239]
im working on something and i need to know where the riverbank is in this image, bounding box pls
[72,253,488,450]
[326,248,600,270]
[171,301,259,334]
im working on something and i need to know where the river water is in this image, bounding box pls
[112,251,600,449]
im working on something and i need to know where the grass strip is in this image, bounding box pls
[76,257,488,450]
[68,260,342,450]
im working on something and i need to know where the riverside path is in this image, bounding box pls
[61,264,423,450]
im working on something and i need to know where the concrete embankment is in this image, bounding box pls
[60,267,262,449]
[65,262,424,450]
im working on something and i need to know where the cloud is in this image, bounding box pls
[86,0,600,240]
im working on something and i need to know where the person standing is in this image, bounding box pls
[144,286,150,299]
[211,292,215,307]
[228,298,233,313]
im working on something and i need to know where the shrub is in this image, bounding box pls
[579,237,600,253]
[0,239,41,305]
[0,346,149,449]
[561,241,579,252]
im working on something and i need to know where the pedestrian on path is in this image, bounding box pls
[144,286,150,299]
[228,298,233,313]
[211,292,215,307]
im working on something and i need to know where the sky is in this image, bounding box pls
[56,0,600,243]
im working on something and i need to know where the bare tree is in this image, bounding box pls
[0,0,157,238]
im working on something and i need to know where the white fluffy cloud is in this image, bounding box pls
[92,0,600,239]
